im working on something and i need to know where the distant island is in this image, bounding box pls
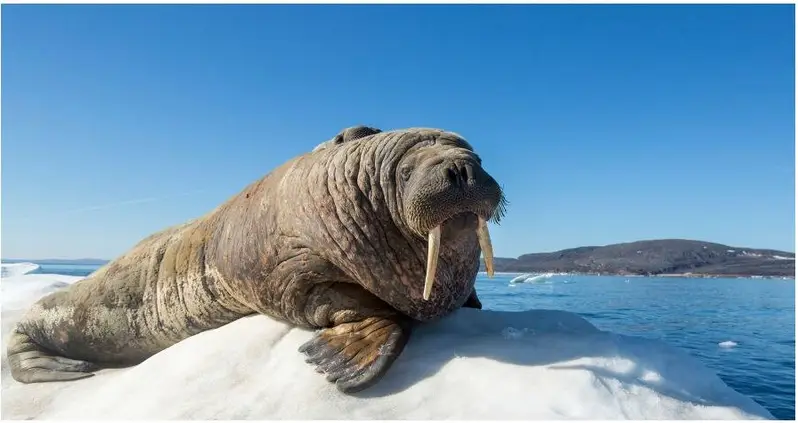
[480,239,795,278]
[4,239,795,278]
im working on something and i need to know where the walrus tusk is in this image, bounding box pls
[423,225,442,300]
[478,217,494,278]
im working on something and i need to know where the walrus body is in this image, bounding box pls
[7,126,505,393]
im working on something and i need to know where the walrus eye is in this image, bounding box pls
[400,164,412,181]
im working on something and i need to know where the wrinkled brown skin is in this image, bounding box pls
[6,126,506,393]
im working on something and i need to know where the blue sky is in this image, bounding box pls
[2,4,795,259]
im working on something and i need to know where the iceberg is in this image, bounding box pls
[1,263,81,312]
[0,262,40,278]
[0,270,773,419]
[509,272,563,284]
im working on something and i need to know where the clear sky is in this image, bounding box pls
[2,4,795,260]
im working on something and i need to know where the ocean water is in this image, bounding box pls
[29,263,101,277]
[29,263,796,420]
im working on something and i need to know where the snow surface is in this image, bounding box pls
[0,264,773,419]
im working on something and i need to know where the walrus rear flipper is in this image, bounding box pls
[299,315,411,394]
[6,329,98,383]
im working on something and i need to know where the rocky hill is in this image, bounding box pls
[484,239,795,277]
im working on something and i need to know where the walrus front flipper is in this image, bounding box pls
[6,329,98,383]
[299,315,411,394]
[462,288,482,309]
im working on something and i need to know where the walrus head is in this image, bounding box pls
[394,130,506,300]
[307,126,507,319]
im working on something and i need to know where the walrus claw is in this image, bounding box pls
[298,316,410,394]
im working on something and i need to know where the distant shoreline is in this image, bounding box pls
[482,239,794,279]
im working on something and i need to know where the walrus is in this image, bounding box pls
[6,126,506,393]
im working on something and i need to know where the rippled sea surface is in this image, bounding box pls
[34,264,796,419]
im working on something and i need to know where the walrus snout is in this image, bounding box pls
[404,154,506,234]
[441,160,506,219]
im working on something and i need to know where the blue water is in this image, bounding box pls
[29,263,796,419]
[30,263,101,277]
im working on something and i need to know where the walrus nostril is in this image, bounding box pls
[446,167,459,186]
[445,163,476,188]
[459,165,470,185]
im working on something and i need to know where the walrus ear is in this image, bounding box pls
[312,126,383,152]
[335,125,382,144]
